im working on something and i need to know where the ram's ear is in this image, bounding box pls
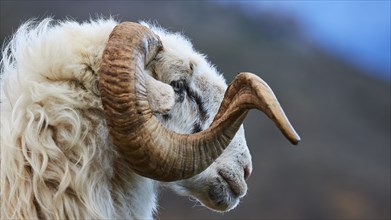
[144,73,175,114]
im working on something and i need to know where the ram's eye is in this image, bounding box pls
[170,80,185,93]
[170,80,186,102]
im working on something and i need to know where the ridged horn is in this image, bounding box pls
[99,22,300,182]
[212,72,300,145]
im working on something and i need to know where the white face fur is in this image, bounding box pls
[143,23,253,212]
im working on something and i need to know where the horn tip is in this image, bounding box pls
[289,134,301,145]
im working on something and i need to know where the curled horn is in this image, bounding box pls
[99,22,300,182]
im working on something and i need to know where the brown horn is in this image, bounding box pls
[212,72,300,145]
[99,22,300,182]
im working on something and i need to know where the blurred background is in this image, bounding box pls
[1,1,389,219]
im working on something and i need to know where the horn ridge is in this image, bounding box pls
[99,22,300,182]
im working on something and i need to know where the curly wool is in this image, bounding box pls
[0,18,159,219]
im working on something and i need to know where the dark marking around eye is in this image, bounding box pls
[170,80,185,103]
[170,80,185,92]
[170,79,209,129]
[162,113,172,121]
[185,85,208,122]
[192,122,202,134]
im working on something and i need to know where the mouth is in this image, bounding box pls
[205,182,239,212]
[176,165,251,213]
[200,173,247,212]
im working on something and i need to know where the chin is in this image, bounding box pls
[168,160,251,213]
[199,196,240,212]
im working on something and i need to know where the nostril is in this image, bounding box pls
[243,165,251,181]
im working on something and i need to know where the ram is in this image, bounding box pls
[0,18,300,219]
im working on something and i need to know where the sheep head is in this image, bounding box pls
[99,22,300,182]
